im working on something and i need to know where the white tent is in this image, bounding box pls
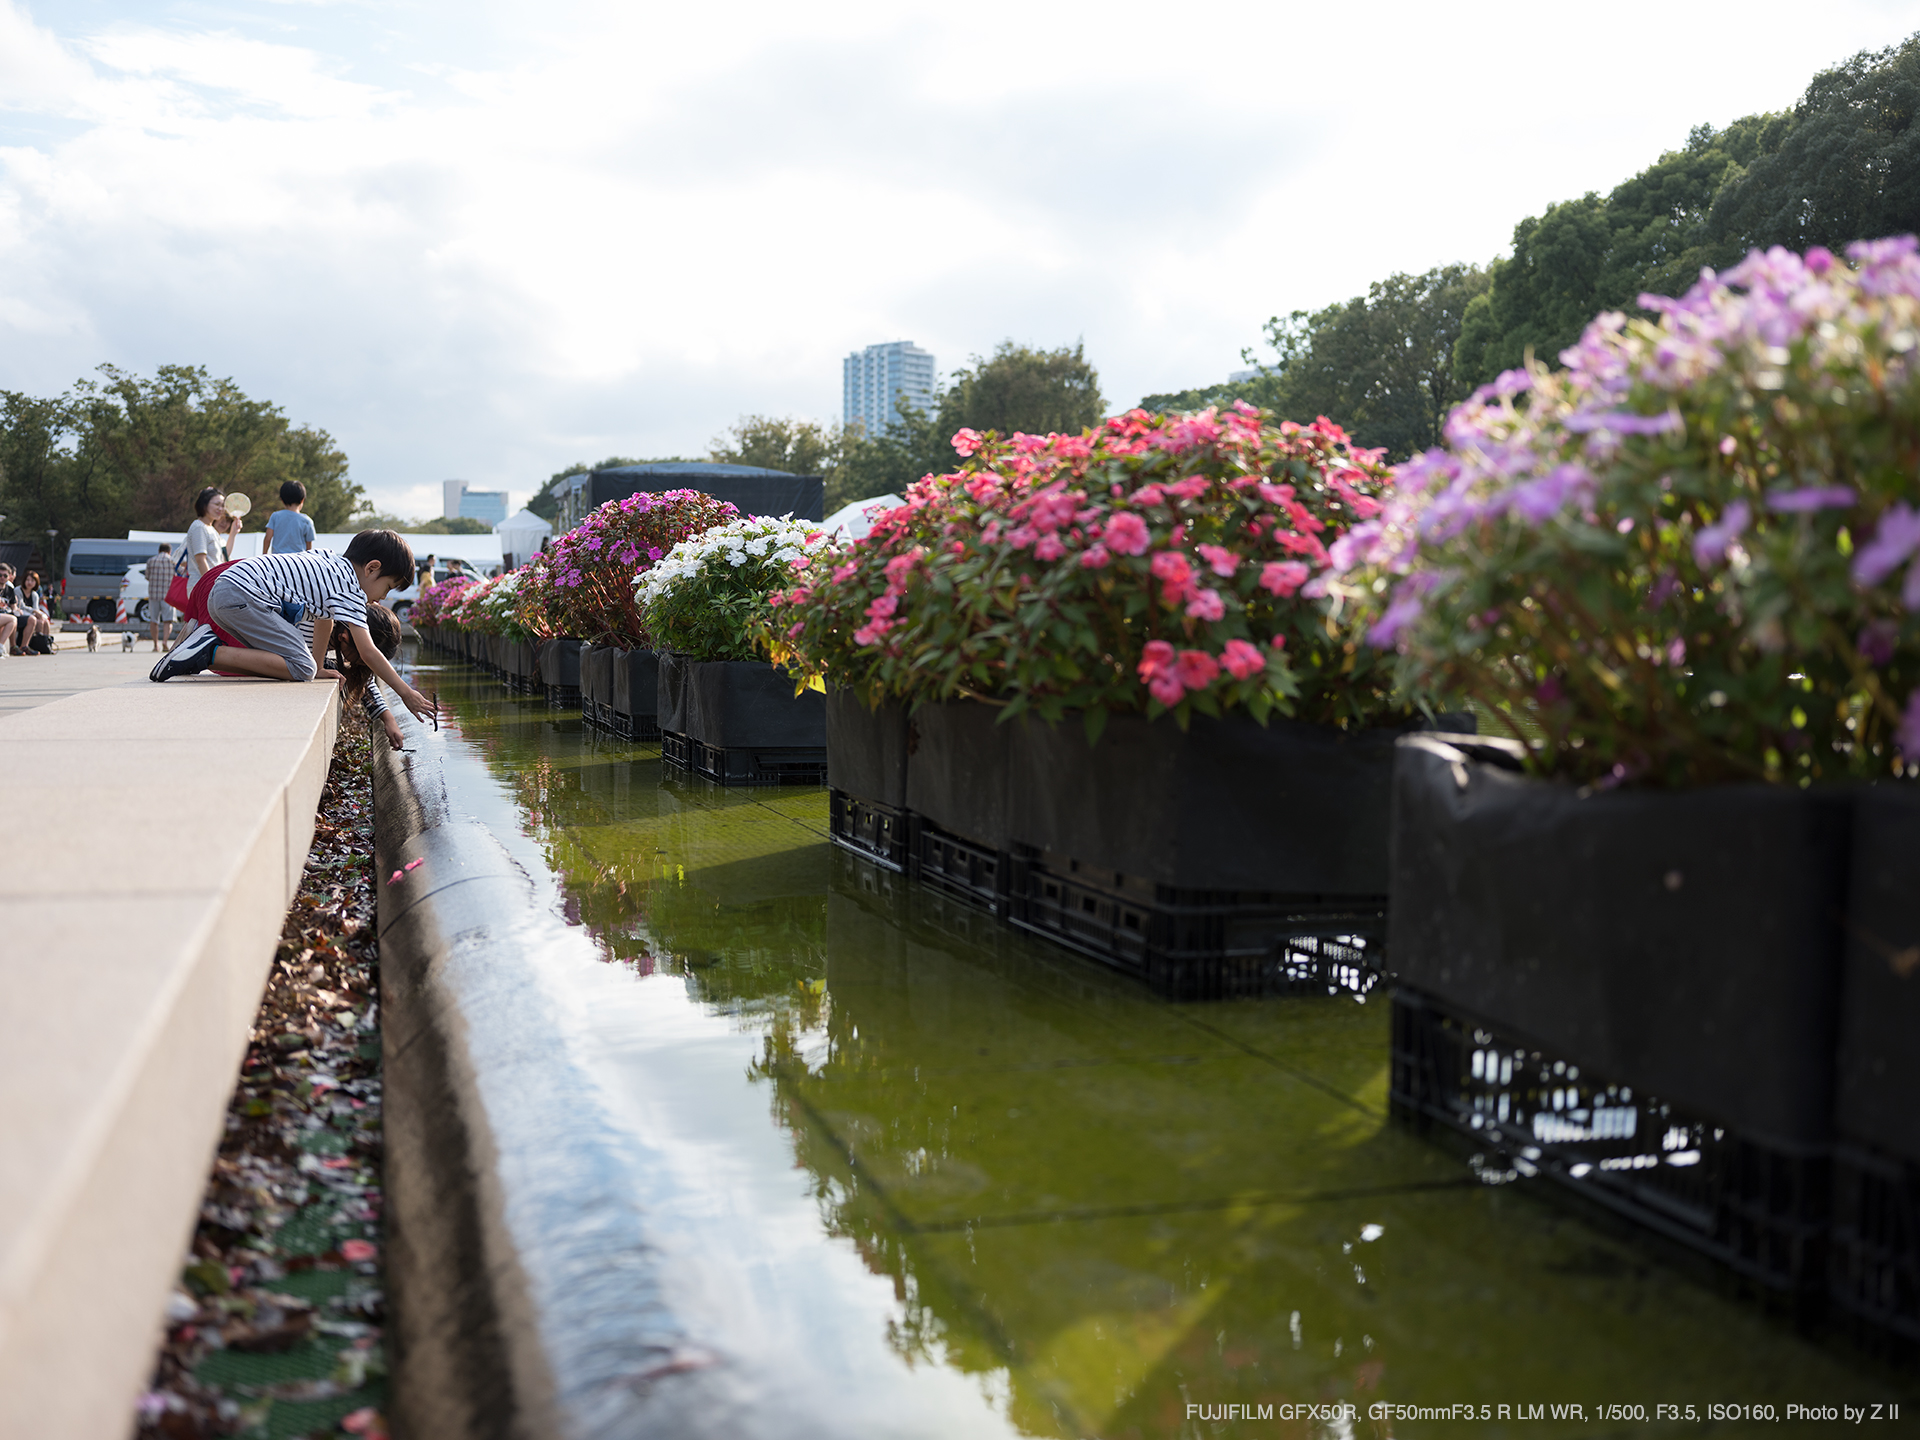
[129,528,505,572]
[821,494,903,542]
[494,508,553,568]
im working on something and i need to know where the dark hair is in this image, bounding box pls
[194,486,222,518]
[158,543,171,554]
[331,603,401,705]
[279,480,307,507]
[344,529,414,580]
[22,571,38,588]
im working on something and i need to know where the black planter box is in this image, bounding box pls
[1388,732,1851,1298]
[826,689,912,870]
[1830,785,1920,1342]
[609,649,661,741]
[658,655,826,785]
[996,710,1470,997]
[537,637,582,706]
[898,701,1015,911]
[579,643,613,728]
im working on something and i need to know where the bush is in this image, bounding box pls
[768,407,1425,734]
[542,490,739,645]
[411,574,472,627]
[635,515,823,661]
[1341,237,1920,787]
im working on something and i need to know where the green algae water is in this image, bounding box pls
[409,654,1909,1437]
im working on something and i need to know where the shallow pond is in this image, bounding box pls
[405,654,1908,1437]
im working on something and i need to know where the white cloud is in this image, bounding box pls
[0,0,1914,516]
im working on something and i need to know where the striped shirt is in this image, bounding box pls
[221,550,369,631]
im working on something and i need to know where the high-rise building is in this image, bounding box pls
[843,341,936,437]
[442,479,508,527]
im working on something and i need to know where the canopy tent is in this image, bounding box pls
[821,494,903,542]
[126,529,505,572]
[494,508,553,568]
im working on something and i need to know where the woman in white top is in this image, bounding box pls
[184,487,243,605]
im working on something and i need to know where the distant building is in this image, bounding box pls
[1228,368,1261,384]
[546,461,824,534]
[442,479,508,527]
[843,341,935,437]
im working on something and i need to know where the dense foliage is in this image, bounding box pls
[1342,239,1920,789]
[768,408,1428,736]
[0,364,362,570]
[540,489,739,645]
[635,515,823,661]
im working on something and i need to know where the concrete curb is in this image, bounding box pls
[373,741,739,1440]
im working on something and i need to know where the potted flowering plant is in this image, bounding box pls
[473,566,549,683]
[412,573,473,652]
[770,407,1460,992]
[637,514,828,782]
[540,489,738,712]
[1354,239,1920,1300]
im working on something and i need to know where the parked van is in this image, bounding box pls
[63,539,168,620]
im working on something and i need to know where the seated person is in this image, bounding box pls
[152,529,436,728]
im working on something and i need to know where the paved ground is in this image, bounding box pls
[0,638,160,719]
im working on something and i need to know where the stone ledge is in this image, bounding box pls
[0,675,341,1438]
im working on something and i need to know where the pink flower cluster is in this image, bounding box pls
[539,488,738,645]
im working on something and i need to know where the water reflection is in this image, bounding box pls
[417,658,1905,1437]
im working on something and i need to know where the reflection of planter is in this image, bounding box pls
[826,689,911,871]
[658,654,826,785]
[537,638,582,707]
[609,650,660,741]
[1001,711,1464,998]
[1830,786,1920,1343]
[1388,733,1848,1301]
[500,638,537,692]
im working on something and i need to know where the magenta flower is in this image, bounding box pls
[1175,649,1220,689]
[1185,588,1225,622]
[1853,503,1920,588]
[1079,544,1111,569]
[1197,543,1238,578]
[1150,551,1192,585]
[1034,534,1066,561]
[1103,512,1151,556]
[1220,638,1264,679]
[952,428,984,457]
[1766,486,1856,513]
[1259,561,1309,598]
[1148,673,1185,706]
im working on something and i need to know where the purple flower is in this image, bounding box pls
[1859,619,1899,665]
[1765,486,1856,513]
[1563,409,1681,437]
[1692,501,1750,566]
[1510,464,1593,524]
[1853,503,1920,588]
[1899,688,1920,760]
[1368,593,1425,648]
[1648,570,1682,608]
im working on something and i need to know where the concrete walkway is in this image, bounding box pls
[0,668,340,1438]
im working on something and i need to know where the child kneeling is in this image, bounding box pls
[153,529,437,728]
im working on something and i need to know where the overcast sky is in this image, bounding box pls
[2,0,1914,519]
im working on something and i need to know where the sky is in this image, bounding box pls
[1,0,1915,520]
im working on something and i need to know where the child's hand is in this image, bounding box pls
[383,712,406,750]
[400,685,439,724]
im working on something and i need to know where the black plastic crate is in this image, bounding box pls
[908,815,1008,915]
[546,684,581,708]
[1830,1142,1920,1349]
[1391,988,1829,1304]
[611,710,661,742]
[661,730,691,770]
[1007,847,1383,1000]
[688,738,827,787]
[829,789,909,871]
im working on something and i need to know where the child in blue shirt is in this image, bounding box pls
[264,481,318,553]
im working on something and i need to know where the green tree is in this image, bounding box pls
[0,391,95,568]
[940,340,1104,437]
[345,511,493,535]
[1708,34,1920,255]
[709,414,841,478]
[831,393,952,513]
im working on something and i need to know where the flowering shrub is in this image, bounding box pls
[767,408,1420,732]
[1342,238,1920,788]
[635,515,824,661]
[493,556,556,642]
[410,574,472,627]
[542,490,739,645]
[444,573,503,632]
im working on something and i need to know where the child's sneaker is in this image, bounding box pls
[151,626,220,681]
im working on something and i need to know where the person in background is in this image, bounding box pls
[14,570,52,654]
[417,553,437,588]
[0,564,19,656]
[144,544,178,652]
[185,487,242,593]
[263,481,317,554]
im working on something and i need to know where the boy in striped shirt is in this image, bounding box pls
[152,530,438,726]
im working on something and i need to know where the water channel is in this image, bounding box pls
[404,650,1907,1437]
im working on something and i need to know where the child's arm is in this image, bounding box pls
[310,616,335,678]
[350,623,437,722]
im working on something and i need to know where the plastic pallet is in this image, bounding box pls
[1390,988,1829,1304]
[907,815,1008,914]
[1006,847,1383,1000]
[546,685,581,708]
[611,711,662,742]
[689,738,828,787]
[1830,1142,1920,1349]
[661,731,691,769]
[829,790,909,872]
